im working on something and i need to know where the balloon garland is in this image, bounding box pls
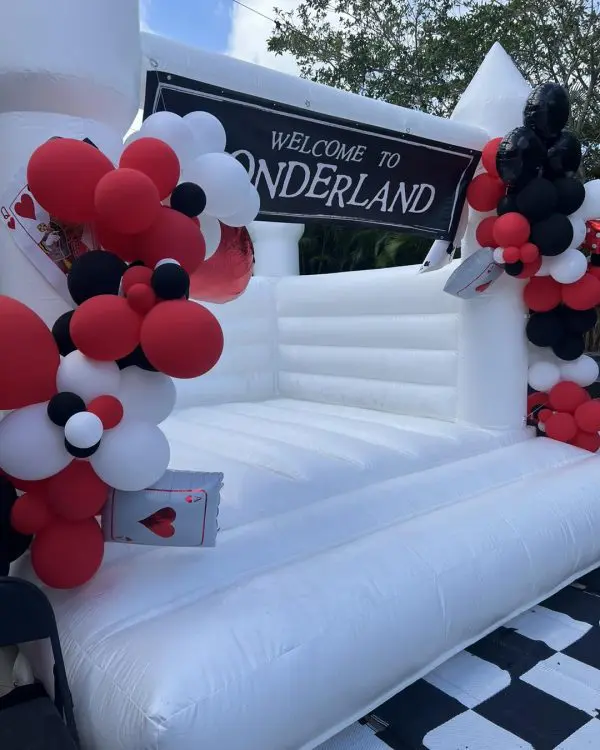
[0,111,260,588]
[464,83,600,451]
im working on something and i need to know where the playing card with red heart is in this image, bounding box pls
[102,469,222,547]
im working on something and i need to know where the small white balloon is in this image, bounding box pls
[64,412,103,449]
[0,403,71,480]
[221,183,260,228]
[569,216,587,248]
[548,248,588,284]
[528,361,561,392]
[199,214,222,259]
[57,351,121,404]
[579,179,600,221]
[139,111,195,165]
[560,355,600,387]
[118,368,176,424]
[492,247,505,264]
[535,255,553,276]
[183,111,227,155]
[91,419,170,491]
[183,153,250,218]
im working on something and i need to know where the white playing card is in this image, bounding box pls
[102,469,223,547]
[443,247,503,299]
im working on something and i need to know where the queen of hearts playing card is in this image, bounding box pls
[102,469,223,548]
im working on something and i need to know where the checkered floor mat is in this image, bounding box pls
[318,573,600,749]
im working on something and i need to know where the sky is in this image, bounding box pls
[139,0,300,75]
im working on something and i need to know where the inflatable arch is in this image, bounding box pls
[2,2,600,749]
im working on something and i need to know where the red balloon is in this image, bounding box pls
[93,222,138,262]
[31,518,104,589]
[0,296,59,409]
[45,461,108,520]
[520,242,540,263]
[571,430,600,453]
[516,257,542,279]
[523,276,562,312]
[562,273,600,311]
[87,395,124,430]
[126,283,157,315]
[538,408,553,424]
[140,300,224,378]
[95,168,160,235]
[122,264,152,293]
[27,138,114,224]
[588,266,600,283]
[466,173,505,212]
[481,138,502,178]
[119,137,180,201]
[493,212,531,248]
[475,216,498,248]
[70,294,142,361]
[545,412,577,442]
[527,392,549,413]
[132,207,206,273]
[574,400,600,433]
[503,246,520,264]
[11,492,54,535]
[549,381,590,413]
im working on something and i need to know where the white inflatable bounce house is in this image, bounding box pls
[2,1,600,749]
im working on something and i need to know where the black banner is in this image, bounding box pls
[144,71,479,241]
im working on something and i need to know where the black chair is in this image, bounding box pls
[0,576,80,748]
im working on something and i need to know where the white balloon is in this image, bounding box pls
[91,419,170,491]
[580,179,600,221]
[199,214,222,259]
[64,412,103,449]
[183,111,227,155]
[548,248,588,284]
[0,403,71,480]
[183,153,250,218]
[118,368,176,424]
[492,247,505,264]
[560,355,600,387]
[569,216,587,249]
[221,183,261,228]
[139,112,195,165]
[57,351,121,404]
[535,256,553,277]
[528,361,561,392]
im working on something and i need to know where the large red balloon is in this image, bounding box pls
[548,381,590,413]
[140,300,224,378]
[481,138,502,178]
[466,173,505,212]
[571,430,600,452]
[493,212,531,248]
[523,276,562,312]
[475,216,498,248]
[562,273,600,311]
[95,168,160,235]
[27,138,114,224]
[70,294,142,361]
[545,412,577,442]
[10,492,54,535]
[0,296,59,409]
[93,222,138,262]
[574,400,600,434]
[31,518,104,589]
[132,207,206,273]
[119,138,180,200]
[45,461,108,521]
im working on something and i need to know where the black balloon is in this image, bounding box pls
[561,306,598,334]
[544,131,582,179]
[526,310,565,348]
[515,177,557,222]
[65,439,100,459]
[67,250,127,305]
[151,262,190,300]
[553,334,585,361]
[495,127,546,187]
[505,261,524,277]
[523,83,570,142]
[117,345,157,372]
[0,477,32,575]
[554,177,585,215]
[47,392,86,427]
[497,194,519,216]
[52,311,76,356]
[530,213,574,256]
[170,182,207,218]
[591,254,600,268]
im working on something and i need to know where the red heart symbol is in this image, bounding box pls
[185,495,193,503]
[139,507,176,538]
[14,193,36,220]
[475,281,492,293]
[6,217,15,230]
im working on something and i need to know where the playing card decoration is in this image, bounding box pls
[443,247,503,299]
[0,111,253,588]
[102,469,222,548]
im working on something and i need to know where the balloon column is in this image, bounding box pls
[0,111,260,589]
[464,82,600,451]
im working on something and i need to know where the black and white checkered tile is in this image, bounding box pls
[319,574,600,749]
